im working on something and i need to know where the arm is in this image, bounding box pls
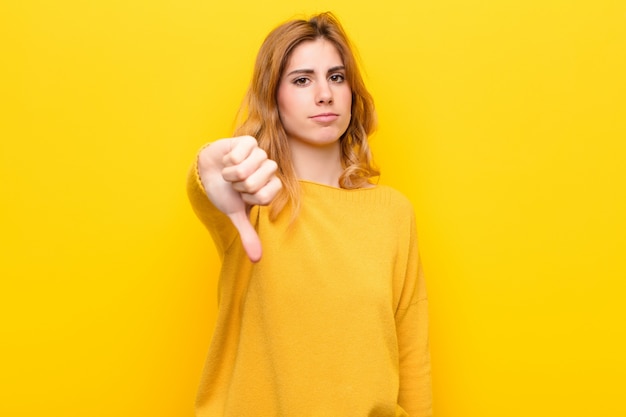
[187,150,237,259]
[396,213,433,416]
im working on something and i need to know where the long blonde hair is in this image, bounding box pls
[234,12,379,220]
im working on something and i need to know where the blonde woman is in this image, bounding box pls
[188,12,432,416]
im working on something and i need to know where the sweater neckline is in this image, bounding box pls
[298,179,379,192]
[298,179,398,206]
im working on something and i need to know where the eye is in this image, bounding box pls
[293,77,310,86]
[329,73,345,83]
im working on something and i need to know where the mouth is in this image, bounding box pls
[310,113,339,123]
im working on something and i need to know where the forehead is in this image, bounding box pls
[284,38,344,70]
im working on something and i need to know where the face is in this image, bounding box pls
[277,38,352,148]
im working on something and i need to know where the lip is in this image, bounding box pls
[310,113,339,123]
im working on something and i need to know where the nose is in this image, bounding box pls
[316,80,333,104]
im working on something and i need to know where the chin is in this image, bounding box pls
[314,135,342,146]
[288,125,348,147]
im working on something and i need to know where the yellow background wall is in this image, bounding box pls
[2,1,625,416]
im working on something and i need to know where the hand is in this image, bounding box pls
[198,136,282,262]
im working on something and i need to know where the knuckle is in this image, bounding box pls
[240,135,257,147]
[232,165,250,180]
[252,147,268,160]
[266,159,278,172]
[233,166,245,178]
[254,188,272,205]
[242,176,258,191]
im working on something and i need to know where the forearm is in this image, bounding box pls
[396,298,433,417]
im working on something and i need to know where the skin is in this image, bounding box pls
[198,38,352,262]
[198,136,281,262]
[277,38,352,187]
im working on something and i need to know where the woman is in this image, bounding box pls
[188,12,432,416]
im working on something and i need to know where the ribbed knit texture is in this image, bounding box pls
[188,160,432,417]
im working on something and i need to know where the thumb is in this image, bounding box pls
[228,209,262,263]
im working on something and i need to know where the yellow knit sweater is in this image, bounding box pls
[188,162,432,417]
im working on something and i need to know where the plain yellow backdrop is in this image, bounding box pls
[2,1,625,416]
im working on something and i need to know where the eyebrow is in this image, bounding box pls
[285,65,346,77]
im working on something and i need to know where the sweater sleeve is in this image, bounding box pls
[395,211,433,417]
[186,148,238,260]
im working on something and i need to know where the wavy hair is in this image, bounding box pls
[234,12,379,220]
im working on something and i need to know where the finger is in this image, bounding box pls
[223,136,257,167]
[231,158,278,194]
[228,210,263,263]
[241,175,282,206]
[222,147,269,183]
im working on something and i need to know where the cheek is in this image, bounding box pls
[343,93,353,117]
[341,87,353,107]
[276,90,299,133]
[277,87,288,115]
[277,88,300,117]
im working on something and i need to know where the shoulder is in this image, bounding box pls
[375,185,415,213]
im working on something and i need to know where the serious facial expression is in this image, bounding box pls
[277,38,352,148]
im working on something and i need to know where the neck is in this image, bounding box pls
[289,140,343,187]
